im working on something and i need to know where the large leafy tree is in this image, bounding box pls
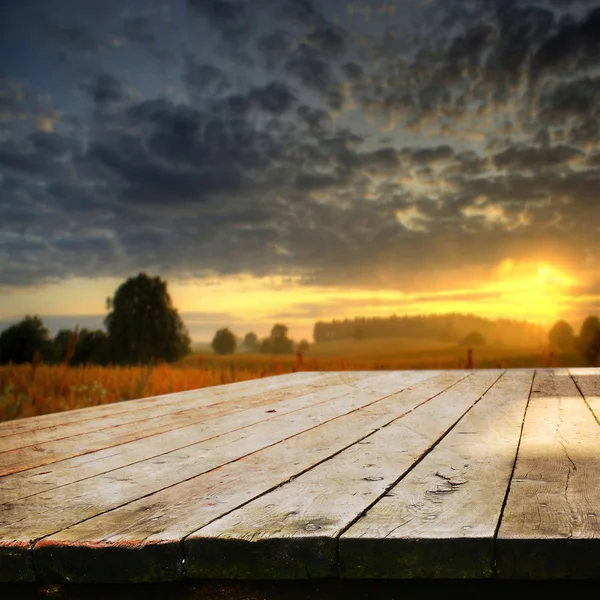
[74,329,111,365]
[578,316,600,367]
[52,328,110,365]
[0,315,53,364]
[104,273,191,365]
[211,328,237,354]
[548,320,575,352]
[52,329,74,363]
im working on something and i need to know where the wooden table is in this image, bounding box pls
[1,368,600,589]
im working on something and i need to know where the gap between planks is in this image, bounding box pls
[32,371,474,582]
[1,370,441,582]
[185,369,510,579]
[0,372,364,478]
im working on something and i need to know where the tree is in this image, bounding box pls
[260,323,295,354]
[297,339,310,353]
[0,315,53,364]
[578,316,600,367]
[353,326,365,343]
[243,332,258,351]
[211,328,237,354]
[74,329,110,365]
[52,329,74,363]
[548,320,575,352]
[104,273,191,365]
[459,331,486,346]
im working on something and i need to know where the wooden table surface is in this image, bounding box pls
[1,368,599,584]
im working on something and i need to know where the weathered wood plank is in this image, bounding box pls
[30,371,462,583]
[496,369,600,578]
[0,370,438,582]
[185,370,504,579]
[0,372,322,437]
[0,372,376,500]
[340,370,532,578]
[569,367,600,423]
[0,373,331,450]
[0,372,359,478]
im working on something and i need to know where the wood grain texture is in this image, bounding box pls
[0,373,332,451]
[340,370,532,578]
[0,372,323,438]
[185,371,501,579]
[5,368,600,584]
[31,371,446,583]
[0,372,359,479]
[1,370,436,582]
[496,369,600,578]
[569,367,600,423]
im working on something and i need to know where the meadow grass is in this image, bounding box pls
[0,339,584,422]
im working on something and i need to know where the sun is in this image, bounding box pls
[487,260,578,324]
[536,264,573,287]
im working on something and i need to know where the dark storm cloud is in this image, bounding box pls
[249,82,297,115]
[279,0,326,27]
[3,0,600,296]
[538,75,600,123]
[80,73,129,107]
[531,6,600,78]
[443,151,490,177]
[187,0,250,44]
[43,22,101,54]
[256,32,290,71]
[27,131,76,155]
[586,153,600,166]
[486,5,554,98]
[184,57,232,98]
[0,135,76,179]
[493,144,583,170]
[326,90,345,111]
[284,44,333,91]
[121,14,157,46]
[361,147,400,170]
[406,146,454,165]
[305,26,346,58]
[88,137,245,204]
[296,105,328,131]
[341,62,364,82]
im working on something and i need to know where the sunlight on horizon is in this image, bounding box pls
[0,258,586,342]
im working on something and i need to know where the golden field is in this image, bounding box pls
[0,339,581,422]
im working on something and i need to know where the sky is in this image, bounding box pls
[1,0,599,342]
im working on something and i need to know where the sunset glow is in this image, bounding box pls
[0,258,583,342]
[1,0,600,342]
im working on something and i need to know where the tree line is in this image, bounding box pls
[548,317,600,366]
[210,324,310,355]
[2,271,599,367]
[313,314,546,346]
[0,273,309,366]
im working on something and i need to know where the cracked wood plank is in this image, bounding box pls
[0,370,436,582]
[0,372,354,478]
[185,371,503,579]
[340,369,532,578]
[496,369,600,578]
[29,371,443,583]
[569,367,600,424]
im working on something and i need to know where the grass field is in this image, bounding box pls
[0,337,584,422]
